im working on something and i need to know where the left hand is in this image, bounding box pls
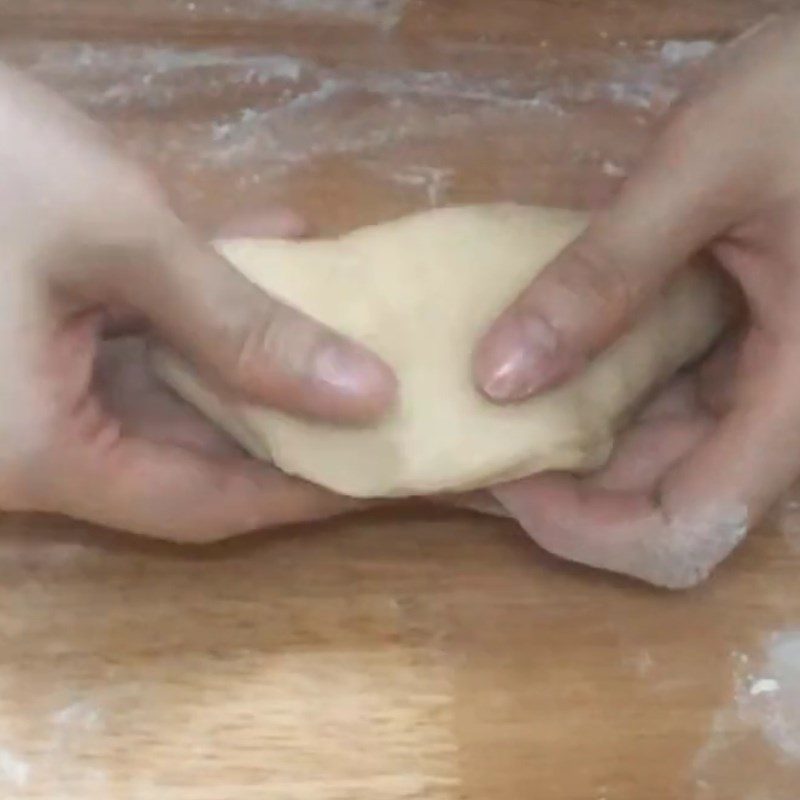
[46,212,365,542]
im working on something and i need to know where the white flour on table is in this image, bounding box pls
[2,36,717,214]
[692,634,800,799]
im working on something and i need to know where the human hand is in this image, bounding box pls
[473,17,800,588]
[0,63,395,541]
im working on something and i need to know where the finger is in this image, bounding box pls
[109,214,397,424]
[493,403,727,589]
[54,436,361,542]
[494,471,746,590]
[696,332,742,415]
[585,414,713,494]
[213,208,310,239]
[102,210,312,340]
[494,422,716,591]
[475,86,757,402]
[494,347,800,589]
[660,346,800,528]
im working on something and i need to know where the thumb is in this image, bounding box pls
[111,214,397,424]
[474,109,750,403]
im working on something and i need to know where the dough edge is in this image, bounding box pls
[152,204,729,498]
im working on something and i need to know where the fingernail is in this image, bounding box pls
[481,314,560,402]
[313,341,395,405]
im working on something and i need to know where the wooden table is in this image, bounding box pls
[2,2,800,798]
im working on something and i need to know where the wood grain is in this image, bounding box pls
[1,1,800,798]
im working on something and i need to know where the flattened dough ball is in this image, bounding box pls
[152,204,729,498]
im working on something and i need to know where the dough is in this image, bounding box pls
[152,205,729,498]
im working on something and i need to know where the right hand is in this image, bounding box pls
[0,62,396,541]
[472,16,800,587]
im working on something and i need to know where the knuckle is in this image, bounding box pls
[653,104,704,168]
[105,160,168,211]
[89,164,172,239]
[119,178,173,241]
[72,175,177,287]
[80,157,163,219]
[232,302,323,394]
[231,308,284,393]
[537,236,634,329]
[632,505,748,590]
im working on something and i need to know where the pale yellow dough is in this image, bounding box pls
[153,204,729,498]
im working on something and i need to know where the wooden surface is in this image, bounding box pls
[2,1,800,798]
